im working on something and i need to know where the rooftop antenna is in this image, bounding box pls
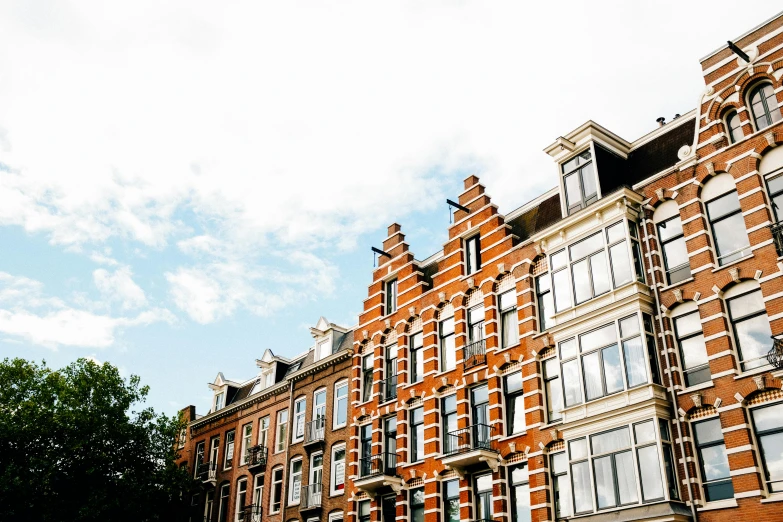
[446,199,471,224]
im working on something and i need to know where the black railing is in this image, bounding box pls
[771,222,783,257]
[245,445,267,470]
[359,452,398,478]
[197,461,217,483]
[768,337,783,369]
[300,483,323,510]
[444,423,496,456]
[241,504,263,522]
[379,374,398,402]
[464,339,486,370]
[304,417,325,445]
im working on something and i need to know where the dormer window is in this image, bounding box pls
[316,339,331,361]
[465,235,481,275]
[563,150,597,215]
[214,392,225,411]
[385,278,398,314]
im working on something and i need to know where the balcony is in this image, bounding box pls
[463,339,486,370]
[379,374,397,403]
[768,337,783,370]
[197,461,217,485]
[304,418,325,447]
[354,452,403,494]
[245,445,267,472]
[771,222,783,257]
[240,504,263,522]
[441,424,500,472]
[300,483,323,512]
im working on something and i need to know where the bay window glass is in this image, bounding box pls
[440,315,456,372]
[551,250,571,312]
[559,338,582,408]
[660,420,680,500]
[551,452,571,518]
[694,418,733,501]
[591,427,638,508]
[571,233,610,304]
[570,442,592,514]
[706,190,750,265]
[634,421,664,501]
[504,372,525,435]
[510,464,531,522]
[673,308,710,386]
[620,315,648,388]
[536,274,553,331]
[581,325,623,401]
[751,402,783,492]
[563,150,597,215]
[606,222,633,287]
[725,110,744,143]
[657,215,691,285]
[409,331,424,383]
[500,290,519,347]
[727,288,773,370]
[749,83,782,131]
[543,358,563,422]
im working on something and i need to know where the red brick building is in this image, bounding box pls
[344,11,783,522]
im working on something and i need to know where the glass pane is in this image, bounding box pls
[752,403,783,432]
[472,384,488,405]
[680,334,708,370]
[554,475,571,518]
[616,451,639,504]
[442,333,456,371]
[500,290,516,310]
[769,174,783,196]
[581,163,597,199]
[476,474,492,492]
[547,379,563,421]
[441,317,455,335]
[694,419,724,445]
[565,173,582,211]
[773,193,783,221]
[511,465,528,485]
[623,337,648,388]
[758,432,783,491]
[609,241,633,287]
[502,309,518,347]
[570,233,603,260]
[469,306,485,327]
[590,251,611,295]
[707,191,741,220]
[505,372,523,394]
[713,213,750,262]
[583,351,603,400]
[592,427,631,454]
[552,452,568,474]
[735,314,773,370]
[728,290,765,317]
[700,445,731,481]
[602,345,624,394]
[512,482,531,522]
[662,237,689,275]
[562,359,582,407]
[539,291,554,332]
[510,394,525,434]
[634,421,656,444]
[581,324,616,352]
[658,217,683,242]
[553,269,572,312]
[606,222,625,244]
[572,461,593,513]
[705,480,734,502]
[619,315,640,338]
[593,456,617,508]
[569,439,588,460]
[675,311,702,337]
[551,250,567,270]
[560,338,578,360]
[572,259,591,304]
[443,395,457,414]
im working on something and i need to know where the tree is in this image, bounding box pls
[0,357,193,522]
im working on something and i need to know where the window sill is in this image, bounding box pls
[332,423,348,430]
[711,253,754,273]
[677,381,715,394]
[328,491,346,498]
[660,277,694,292]
[401,460,426,468]
[734,364,774,380]
[498,432,527,442]
[697,498,738,511]
[760,492,783,503]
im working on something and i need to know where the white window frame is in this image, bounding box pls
[288,457,303,505]
[330,443,347,496]
[258,415,270,449]
[240,423,252,466]
[214,391,225,411]
[333,379,349,429]
[217,483,230,522]
[309,451,324,489]
[316,339,331,361]
[224,429,235,470]
[269,466,283,514]
[235,477,248,522]
[293,396,307,443]
[275,409,288,454]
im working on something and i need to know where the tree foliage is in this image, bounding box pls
[0,357,192,522]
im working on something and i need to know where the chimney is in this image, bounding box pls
[656,117,666,127]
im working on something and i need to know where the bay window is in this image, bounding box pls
[693,418,733,501]
[543,358,563,423]
[536,273,553,331]
[751,402,783,493]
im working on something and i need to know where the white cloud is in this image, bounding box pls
[93,267,148,310]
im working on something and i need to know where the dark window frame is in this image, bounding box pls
[504,372,524,436]
[465,235,481,275]
[656,215,691,285]
[693,417,734,502]
[672,310,710,387]
[750,401,783,493]
[410,406,424,463]
[361,354,373,403]
[563,149,597,215]
[724,110,744,143]
[727,288,772,371]
[385,278,398,315]
[748,82,781,131]
[535,274,552,332]
[409,331,423,384]
[705,189,748,266]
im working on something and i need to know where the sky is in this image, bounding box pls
[0,1,780,416]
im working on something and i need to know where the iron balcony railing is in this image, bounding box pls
[304,417,325,445]
[241,504,263,522]
[768,337,783,369]
[359,452,398,478]
[771,222,783,257]
[300,483,323,510]
[245,445,267,470]
[379,374,398,403]
[464,339,486,370]
[444,423,496,457]
[197,461,217,483]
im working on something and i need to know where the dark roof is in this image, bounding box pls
[507,192,562,242]
[334,330,354,353]
[228,383,253,405]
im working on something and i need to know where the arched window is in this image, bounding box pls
[654,200,691,284]
[669,302,709,387]
[724,109,743,143]
[749,83,781,131]
[702,173,750,265]
[724,280,773,371]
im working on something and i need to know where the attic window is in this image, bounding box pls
[285,362,302,376]
[562,150,597,215]
[214,391,225,411]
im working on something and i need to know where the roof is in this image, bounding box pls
[506,192,562,243]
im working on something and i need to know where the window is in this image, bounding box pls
[571,233,610,304]
[569,439,592,513]
[563,150,597,215]
[725,110,743,143]
[443,479,460,522]
[330,444,346,495]
[496,290,517,347]
[334,380,348,428]
[705,189,749,265]
[359,423,372,477]
[252,474,263,510]
[409,331,423,383]
[410,406,424,462]
[550,452,571,518]
[657,214,691,285]
[672,306,710,387]
[383,416,397,471]
[240,423,252,465]
[214,392,225,411]
[620,315,648,389]
[316,339,330,361]
[749,83,781,131]
[440,315,456,372]
[660,420,680,500]
[285,361,302,376]
[474,474,493,521]
[386,278,398,314]
[582,325,623,400]
[203,491,214,522]
[357,500,370,522]
[767,173,783,222]
[293,397,306,443]
[217,483,230,522]
[288,458,303,504]
[727,287,773,371]
[465,235,481,275]
[634,421,665,502]
[410,487,425,522]
[510,464,531,522]
[536,275,553,332]
[275,409,288,453]
[442,394,457,454]
[258,416,270,448]
[543,358,563,422]
[693,418,733,501]
[309,452,323,494]
[270,467,283,513]
[383,343,398,402]
[590,428,638,508]
[224,430,235,470]
[361,354,373,403]
[235,478,247,522]
[471,385,490,439]
[751,402,783,492]
[194,441,205,478]
[209,437,220,466]
[505,372,524,435]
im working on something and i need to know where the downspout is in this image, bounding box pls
[638,205,699,522]
[280,378,295,522]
